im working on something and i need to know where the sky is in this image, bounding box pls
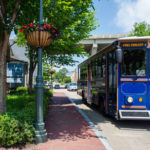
[59,0,150,72]
[10,0,150,72]
[92,0,150,34]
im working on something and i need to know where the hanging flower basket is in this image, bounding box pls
[49,69,56,74]
[26,31,52,47]
[19,22,61,48]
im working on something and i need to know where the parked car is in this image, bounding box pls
[65,84,69,89]
[54,84,60,89]
[67,83,77,91]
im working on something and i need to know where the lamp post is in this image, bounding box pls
[50,73,53,90]
[35,0,47,143]
[49,70,55,90]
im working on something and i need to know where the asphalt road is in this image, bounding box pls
[54,88,150,150]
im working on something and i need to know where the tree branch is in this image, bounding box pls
[0,10,5,23]
[0,0,6,23]
[9,41,17,47]
[33,62,37,71]
[10,0,20,25]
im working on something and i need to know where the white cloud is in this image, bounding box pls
[114,0,150,33]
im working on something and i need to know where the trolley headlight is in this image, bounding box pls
[139,97,143,102]
[127,97,133,103]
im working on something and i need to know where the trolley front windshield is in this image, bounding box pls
[121,48,147,77]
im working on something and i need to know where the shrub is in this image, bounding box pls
[0,114,35,147]
[0,90,53,147]
[49,90,53,97]
[7,93,35,112]
[65,77,71,83]
[16,86,28,93]
[61,82,64,85]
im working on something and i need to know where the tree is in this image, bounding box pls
[26,46,38,93]
[43,63,52,82]
[130,21,150,36]
[0,0,40,113]
[54,68,69,83]
[65,77,71,83]
[0,0,97,113]
[59,68,69,79]
[43,54,79,68]
[17,0,97,94]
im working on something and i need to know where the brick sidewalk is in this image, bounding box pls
[38,92,106,150]
[0,92,106,150]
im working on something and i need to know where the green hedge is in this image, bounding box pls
[0,89,53,147]
[16,86,28,92]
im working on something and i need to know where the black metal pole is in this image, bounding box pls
[51,73,53,90]
[35,0,47,143]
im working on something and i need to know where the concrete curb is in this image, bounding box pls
[66,95,113,150]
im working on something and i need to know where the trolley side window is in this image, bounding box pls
[78,67,80,80]
[80,65,87,80]
[121,49,147,77]
[92,56,106,79]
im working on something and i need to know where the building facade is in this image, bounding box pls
[7,39,37,89]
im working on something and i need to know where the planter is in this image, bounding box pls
[26,31,52,47]
[43,88,49,93]
[49,70,55,74]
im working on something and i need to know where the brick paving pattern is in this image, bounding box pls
[0,92,106,150]
[38,92,106,150]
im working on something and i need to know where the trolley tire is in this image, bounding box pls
[82,92,87,104]
[99,99,105,113]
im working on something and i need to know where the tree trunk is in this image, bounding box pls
[0,31,9,114]
[28,63,34,94]
[28,60,36,94]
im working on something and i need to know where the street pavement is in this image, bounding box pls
[63,88,150,150]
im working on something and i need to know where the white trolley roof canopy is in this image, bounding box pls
[119,36,150,41]
[79,36,150,67]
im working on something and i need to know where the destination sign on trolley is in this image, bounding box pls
[121,42,147,47]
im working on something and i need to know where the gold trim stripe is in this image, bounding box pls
[120,79,148,82]
[121,105,146,109]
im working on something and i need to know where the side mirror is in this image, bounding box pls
[115,46,123,63]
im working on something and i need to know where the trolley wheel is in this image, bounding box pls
[82,92,87,104]
[99,99,105,113]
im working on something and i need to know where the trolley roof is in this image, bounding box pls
[78,42,114,67]
[118,36,150,41]
[78,36,150,67]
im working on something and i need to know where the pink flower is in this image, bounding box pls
[23,25,27,28]
[44,24,47,28]
[19,29,24,32]
[52,30,55,33]
[48,24,51,28]
[29,24,34,27]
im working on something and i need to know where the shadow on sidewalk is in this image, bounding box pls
[45,93,98,142]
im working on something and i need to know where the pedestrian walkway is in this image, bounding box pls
[38,92,106,150]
